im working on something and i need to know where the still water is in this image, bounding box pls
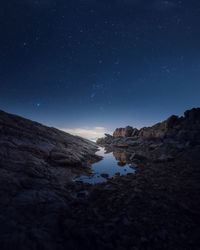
[75,147,135,184]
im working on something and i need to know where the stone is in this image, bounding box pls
[0,109,99,173]
[113,126,138,138]
[97,107,200,147]
[101,173,109,178]
[96,133,113,145]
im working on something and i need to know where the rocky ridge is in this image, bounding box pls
[0,109,100,171]
[0,109,101,218]
[97,108,200,148]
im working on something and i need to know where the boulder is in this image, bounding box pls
[96,133,113,145]
[113,126,138,138]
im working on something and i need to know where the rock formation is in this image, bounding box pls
[0,109,101,209]
[0,109,100,171]
[113,126,139,138]
[97,108,200,147]
[0,108,200,250]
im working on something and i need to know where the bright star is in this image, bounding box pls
[35,103,41,107]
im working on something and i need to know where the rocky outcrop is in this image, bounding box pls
[0,110,101,207]
[96,133,113,144]
[138,108,200,140]
[113,126,139,138]
[0,110,105,250]
[0,109,100,171]
[97,108,200,147]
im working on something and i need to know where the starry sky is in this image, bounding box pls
[0,0,200,139]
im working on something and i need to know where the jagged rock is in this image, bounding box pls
[138,108,200,139]
[96,133,113,145]
[113,126,138,138]
[0,109,101,212]
[97,108,200,147]
[96,137,105,144]
[0,109,100,171]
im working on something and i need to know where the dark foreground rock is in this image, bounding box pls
[0,110,102,201]
[0,110,102,249]
[1,146,199,250]
[0,109,200,250]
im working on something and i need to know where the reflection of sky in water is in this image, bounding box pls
[75,147,135,184]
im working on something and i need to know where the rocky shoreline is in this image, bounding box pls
[0,108,200,249]
[97,108,200,148]
[97,108,200,166]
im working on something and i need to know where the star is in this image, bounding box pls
[35,103,41,107]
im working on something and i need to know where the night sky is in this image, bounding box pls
[1,0,200,139]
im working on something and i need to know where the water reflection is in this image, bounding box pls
[113,151,132,165]
[75,147,135,184]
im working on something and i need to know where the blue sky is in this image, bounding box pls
[0,0,200,139]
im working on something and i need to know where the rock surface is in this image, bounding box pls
[0,109,100,172]
[97,108,200,147]
[0,108,200,250]
[113,126,139,138]
[0,109,101,242]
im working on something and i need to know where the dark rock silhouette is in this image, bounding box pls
[97,108,200,146]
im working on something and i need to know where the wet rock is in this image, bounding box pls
[130,163,137,168]
[114,172,120,177]
[117,162,127,167]
[101,173,109,178]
